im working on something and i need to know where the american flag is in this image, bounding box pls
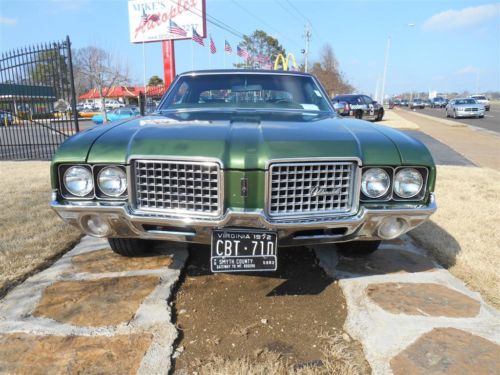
[192,28,204,46]
[168,19,187,37]
[224,40,232,54]
[237,45,249,58]
[209,36,216,54]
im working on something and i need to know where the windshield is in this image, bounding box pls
[456,99,476,105]
[472,96,486,100]
[158,73,333,113]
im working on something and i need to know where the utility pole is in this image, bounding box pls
[380,36,391,105]
[303,22,312,72]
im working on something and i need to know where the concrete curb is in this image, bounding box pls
[398,109,467,127]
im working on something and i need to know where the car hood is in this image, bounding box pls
[55,115,434,170]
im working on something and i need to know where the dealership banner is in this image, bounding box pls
[128,0,206,43]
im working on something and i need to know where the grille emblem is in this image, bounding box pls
[310,186,341,197]
[241,177,248,197]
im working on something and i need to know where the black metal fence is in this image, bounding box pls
[0,36,78,160]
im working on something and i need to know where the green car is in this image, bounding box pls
[51,70,436,272]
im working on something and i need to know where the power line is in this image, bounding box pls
[284,0,327,45]
[276,0,303,23]
[183,6,244,39]
[231,0,302,49]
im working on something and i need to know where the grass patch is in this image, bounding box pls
[411,165,500,308]
[198,332,370,375]
[0,161,81,297]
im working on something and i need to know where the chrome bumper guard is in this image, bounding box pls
[51,193,436,246]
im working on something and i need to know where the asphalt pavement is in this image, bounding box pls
[400,103,500,134]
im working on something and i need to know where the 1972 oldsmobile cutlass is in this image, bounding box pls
[51,70,436,272]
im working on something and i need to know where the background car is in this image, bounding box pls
[446,98,484,119]
[431,97,447,108]
[410,98,425,109]
[0,110,14,125]
[0,110,14,126]
[92,107,139,124]
[400,99,409,107]
[469,95,490,111]
[332,94,384,121]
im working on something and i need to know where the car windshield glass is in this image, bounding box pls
[334,96,362,105]
[159,73,333,113]
[456,99,476,104]
[473,96,486,100]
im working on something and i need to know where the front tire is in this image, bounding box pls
[108,238,153,257]
[354,110,363,119]
[376,108,384,121]
[336,240,381,257]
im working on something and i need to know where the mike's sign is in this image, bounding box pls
[128,0,206,43]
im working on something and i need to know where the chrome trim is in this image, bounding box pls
[128,156,224,218]
[51,193,437,246]
[265,157,362,219]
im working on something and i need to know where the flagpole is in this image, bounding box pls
[191,39,194,70]
[208,36,211,68]
[224,41,226,69]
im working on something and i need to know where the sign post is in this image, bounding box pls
[162,40,176,87]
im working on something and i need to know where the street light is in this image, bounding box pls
[380,23,415,104]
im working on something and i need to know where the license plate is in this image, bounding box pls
[211,229,277,272]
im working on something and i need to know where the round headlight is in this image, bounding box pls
[394,168,423,198]
[97,167,127,197]
[361,168,390,198]
[63,166,93,197]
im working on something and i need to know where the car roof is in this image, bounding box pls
[178,69,314,78]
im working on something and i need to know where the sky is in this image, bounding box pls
[1,0,499,96]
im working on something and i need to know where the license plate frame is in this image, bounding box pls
[211,229,278,273]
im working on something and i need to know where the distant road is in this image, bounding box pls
[400,103,500,135]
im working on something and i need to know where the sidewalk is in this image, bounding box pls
[395,109,500,171]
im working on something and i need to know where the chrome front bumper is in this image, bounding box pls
[51,193,436,246]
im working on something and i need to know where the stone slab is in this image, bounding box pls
[314,235,500,375]
[72,248,173,274]
[391,328,500,375]
[0,236,188,374]
[33,275,160,327]
[367,282,481,318]
[0,332,152,375]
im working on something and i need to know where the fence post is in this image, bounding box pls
[139,91,145,116]
[66,35,79,132]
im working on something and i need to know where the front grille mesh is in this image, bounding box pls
[134,160,221,216]
[269,162,356,217]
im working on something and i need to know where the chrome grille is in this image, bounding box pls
[268,161,356,217]
[133,159,222,216]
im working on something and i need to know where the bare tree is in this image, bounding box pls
[311,44,354,97]
[74,46,130,122]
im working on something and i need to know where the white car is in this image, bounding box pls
[469,95,490,111]
[446,98,485,119]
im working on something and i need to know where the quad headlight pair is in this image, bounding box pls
[361,167,425,199]
[63,166,127,198]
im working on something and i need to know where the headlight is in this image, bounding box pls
[361,168,391,198]
[394,168,423,198]
[97,166,127,197]
[63,166,93,197]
